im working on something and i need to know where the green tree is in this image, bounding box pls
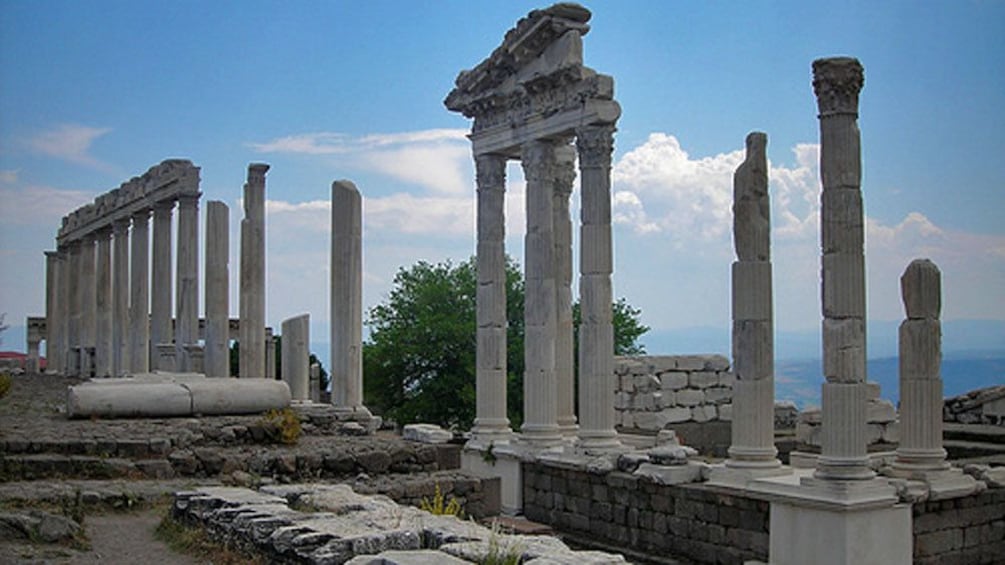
[363,256,648,430]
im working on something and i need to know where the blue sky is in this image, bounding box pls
[1,1,1003,359]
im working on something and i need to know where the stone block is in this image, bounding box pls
[660,372,688,390]
[865,381,881,400]
[633,393,656,411]
[633,374,660,392]
[718,371,736,388]
[67,381,192,418]
[901,259,941,320]
[656,391,676,409]
[821,189,864,254]
[691,405,717,422]
[634,462,704,485]
[618,374,634,392]
[867,398,897,423]
[704,387,732,404]
[822,317,866,382]
[676,389,705,407]
[899,319,941,378]
[675,356,709,371]
[186,378,291,415]
[646,356,680,373]
[718,403,733,421]
[614,392,631,410]
[402,424,452,444]
[732,319,773,380]
[688,371,719,389]
[822,253,866,318]
[731,261,772,321]
[477,327,507,370]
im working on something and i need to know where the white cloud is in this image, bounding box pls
[27,124,114,171]
[248,133,352,155]
[0,184,93,226]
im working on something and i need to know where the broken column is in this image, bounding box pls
[111,219,130,376]
[331,180,367,413]
[94,227,113,376]
[150,199,174,365]
[44,251,62,373]
[554,145,578,437]
[726,132,781,471]
[240,164,268,378]
[129,209,151,374]
[576,124,621,452]
[204,200,229,378]
[812,57,873,481]
[520,140,562,446]
[176,192,200,369]
[472,155,512,444]
[281,314,310,402]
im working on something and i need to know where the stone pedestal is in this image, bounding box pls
[240,164,268,378]
[281,314,310,402]
[176,193,200,370]
[112,219,130,376]
[461,444,524,515]
[150,200,173,369]
[94,228,113,376]
[472,154,512,445]
[575,125,620,452]
[129,210,151,373]
[204,201,230,378]
[812,57,872,481]
[331,180,367,415]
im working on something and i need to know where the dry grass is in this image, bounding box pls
[154,506,266,565]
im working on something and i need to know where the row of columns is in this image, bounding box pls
[471,123,619,452]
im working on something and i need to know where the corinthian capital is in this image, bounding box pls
[576,124,616,169]
[475,154,506,190]
[520,140,559,183]
[812,57,864,116]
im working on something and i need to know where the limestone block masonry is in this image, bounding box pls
[614,355,734,431]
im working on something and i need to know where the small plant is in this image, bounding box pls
[260,408,302,444]
[482,519,523,565]
[419,483,463,518]
[0,371,12,399]
[482,441,497,465]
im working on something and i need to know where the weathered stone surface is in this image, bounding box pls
[733,132,770,262]
[239,163,268,379]
[402,424,452,445]
[901,259,941,319]
[332,180,366,412]
[281,314,311,401]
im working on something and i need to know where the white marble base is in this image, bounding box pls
[462,443,524,515]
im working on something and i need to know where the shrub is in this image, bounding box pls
[260,408,302,445]
[419,483,463,518]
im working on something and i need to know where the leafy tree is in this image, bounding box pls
[363,256,648,430]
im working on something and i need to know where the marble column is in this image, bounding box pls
[151,200,174,362]
[79,234,96,376]
[112,219,130,376]
[893,259,949,473]
[812,57,872,481]
[130,209,151,373]
[44,251,61,373]
[240,164,268,378]
[176,193,200,368]
[265,327,276,379]
[65,242,81,375]
[553,144,578,436]
[204,200,230,378]
[331,180,366,411]
[576,124,620,451]
[472,154,512,443]
[520,140,562,446]
[727,132,781,470]
[94,228,113,377]
[282,314,310,401]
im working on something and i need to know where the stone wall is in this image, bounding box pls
[912,487,1005,564]
[614,355,734,432]
[944,385,1005,427]
[795,382,899,448]
[522,461,769,565]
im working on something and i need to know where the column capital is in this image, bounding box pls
[94,225,113,240]
[812,57,864,117]
[521,139,560,183]
[248,163,270,182]
[576,124,616,169]
[554,144,576,198]
[112,217,130,234]
[475,153,506,190]
[153,199,175,213]
[176,192,201,208]
[44,249,60,258]
[132,208,151,221]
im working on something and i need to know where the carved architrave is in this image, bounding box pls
[812,57,864,117]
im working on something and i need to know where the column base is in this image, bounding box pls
[892,447,949,474]
[814,454,876,481]
[575,429,622,454]
[519,423,564,448]
[557,417,579,438]
[707,462,791,488]
[726,445,782,469]
[468,421,514,450]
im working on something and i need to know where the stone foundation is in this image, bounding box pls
[912,486,1005,564]
[614,355,734,431]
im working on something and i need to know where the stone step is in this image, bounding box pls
[944,439,1005,460]
[943,423,1005,445]
[0,454,149,481]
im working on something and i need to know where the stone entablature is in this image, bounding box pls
[57,159,200,245]
[614,355,735,431]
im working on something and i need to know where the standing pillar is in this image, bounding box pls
[472,154,512,443]
[240,164,268,378]
[575,124,620,451]
[812,57,872,481]
[176,193,200,369]
[553,145,578,436]
[94,228,113,377]
[65,242,81,375]
[282,314,310,401]
[150,200,174,364]
[726,132,781,470]
[893,259,948,473]
[79,234,96,376]
[331,180,367,413]
[129,209,151,373]
[204,201,230,378]
[44,251,62,373]
[112,219,130,376]
[519,140,562,446]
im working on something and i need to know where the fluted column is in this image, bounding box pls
[812,57,873,481]
[150,200,174,363]
[576,124,621,451]
[240,164,268,378]
[282,314,310,401]
[331,180,366,411]
[520,140,562,447]
[65,242,81,375]
[44,251,62,373]
[79,234,96,376]
[553,144,578,436]
[204,200,229,378]
[129,209,151,373]
[473,154,512,443]
[94,228,113,377]
[727,132,781,470]
[176,192,200,369]
[894,259,949,473]
[112,219,130,376]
